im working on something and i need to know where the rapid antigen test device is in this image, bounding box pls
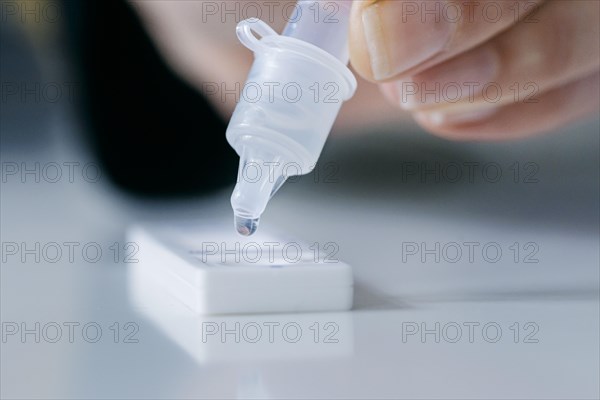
[128,221,353,315]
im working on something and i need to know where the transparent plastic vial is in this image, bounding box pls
[227,1,357,236]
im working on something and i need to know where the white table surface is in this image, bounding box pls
[1,117,599,399]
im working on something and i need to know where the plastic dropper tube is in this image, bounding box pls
[226,1,357,236]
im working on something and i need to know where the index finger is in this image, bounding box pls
[349,0,546,81]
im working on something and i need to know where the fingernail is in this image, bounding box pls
[362,1,454,81]
[415,107,498,126]
[399,47,500,110]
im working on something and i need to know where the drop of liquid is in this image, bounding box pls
[235,215,260,237]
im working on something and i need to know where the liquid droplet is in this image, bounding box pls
[235,215,260,237]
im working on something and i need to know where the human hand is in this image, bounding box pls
[349,0,600,139]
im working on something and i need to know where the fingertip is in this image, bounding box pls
[412,108,502,141]
[349,1,379,82]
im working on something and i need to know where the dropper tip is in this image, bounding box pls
[235,215,260,237]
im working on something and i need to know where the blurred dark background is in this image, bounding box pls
[2,0,237,196]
